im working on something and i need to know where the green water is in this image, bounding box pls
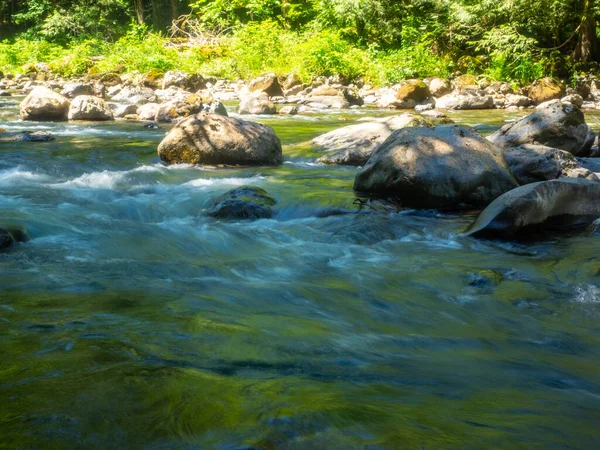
[1,101,600,449]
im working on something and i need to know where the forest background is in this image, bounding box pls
[0,0,599,86]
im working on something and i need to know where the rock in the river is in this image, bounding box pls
[157,112,283,165]
[504,144,598,185]
[314,114,432,166]
[162,70,206,91]
[60,82,94,99]
[248,73,284,97]
[435,92,494,110]
[137,103,160,121]
[353,125,518,209]
[19,86,70,121]
[396,80,430,103]
[528,78,565,104]
[428,78,453,97]
[111,86,156,104]
[1,131,54,142]
[68,95,114,121]
[487,102,591,156]
[0,227,28,250]
[465,178,600,239]
[279,105,298,115]
[208,186,276,219]
[237,92,277,115]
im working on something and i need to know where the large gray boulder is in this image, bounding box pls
[111,85,156,105]
[208,186,276,220]
[504,144,598,185]
[314,114,432,166]
[68,95,114,121]
[61,82,94,99]
[435,92,494,110]
[237,92,277,115]
[157,112,283,165]
[487,102,591,156]
[465,178,600,239]
[162,70,206,91]
[354,125,518,209]
[19,87,70,121]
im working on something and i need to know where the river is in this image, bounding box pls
[1,96,600,449]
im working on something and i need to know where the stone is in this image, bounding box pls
[314,114,432,166]
[248,73,284,97]
[279,105,298,115]
[465,178,600,239]
[162,70,206,91]
[504,144,598,185]
[396,80,430,102]
[487,102,590,156]
[435,92,494,110]
[353,125,518,209]
[19,86,70,121]
[237,92,277,114]
[1,131,54,142]
[68,95,114,121]
[137,103,161,121]
[157,112,283,166]
[61,82,94,99]
[208,186,276,220]
[428,78,453,97]
[528,78,565,104]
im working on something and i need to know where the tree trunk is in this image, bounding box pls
[134,0,145,25]
[574,0,600,62]
[150,0,159,29]
[170,0,178,22]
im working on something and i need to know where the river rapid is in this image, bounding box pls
[2,97,600,449]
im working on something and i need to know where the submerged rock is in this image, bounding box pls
[314,114,432,166]
[353,125,518,209]
[68,95,114,121]
[505,144,598,185]
[465,178,600,239]
[208,186,276,219]
[0,227,28,250]
[1,130,54,142]
[19,86,70,121]
[157,112,282,165]
[487,102,591,156]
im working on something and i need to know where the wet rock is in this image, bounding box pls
[144,122,160,129]
[396,80,430,103]
[528,78,565,104]
[0,90,11,97]
[1,131,55,142]
[421,110,446,118]
[435,92,494,110]
[208,186,276,220]
[248,73,284,97]
[68,95,114,121]
[314,114,432,166]
[162,70,206,91]
[60,82,94,99]
[505,145,598,185]
[487,102,590,156]
[19,86,70,121]
[0,227,28,250]
[467,270,504,287]
[428,78,453,97]
[354,125,518,209]
[465,178,600,239]
[279,105,298,115]
[237,92,277,115]
[158,112,283,165]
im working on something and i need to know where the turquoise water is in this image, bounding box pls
[1,99,600,449]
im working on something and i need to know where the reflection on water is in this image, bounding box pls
[1,101,600,449]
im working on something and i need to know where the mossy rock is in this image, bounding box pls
[21,63,38,74]
[99,72,122,86]
[454,74,478,90]
[467,269,504,287]
[396,80,430,102]
[142,69,165,88]
[528,78,565,104]
[208,186,276,220]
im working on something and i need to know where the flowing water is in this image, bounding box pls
[1,97,600,449]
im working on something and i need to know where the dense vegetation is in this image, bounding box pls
[1,0,600,85]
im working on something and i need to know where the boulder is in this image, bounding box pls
[453,74,479,91]
[279,105,298,115]
[282,73,302,90]
[504,94,531,108]
[314,114,432,166]
[528,78,565,104]
[248,73,284,97]
[306,95,350,109]
[0,227,28,250]
[396,80,430,102]
[465,178,600,239]
[162,70,206,91]
[68,95,114,121]
[353,125,518,209]
[111,86,156,104]
[99,73,122,87]
[202,100,228,116]
[61,82,94,99]
[114,103,138,118]
[504,144,598,185]
[137,103,161,121]
[487,102,590,156]
[237,92,277,114]
[141,69,164,89]
[19,86,70,121]
[435,92,494,110]
[157,112,283,165]
[208,186,276,220]
[428,78,453,97]
[561,94,584,107]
